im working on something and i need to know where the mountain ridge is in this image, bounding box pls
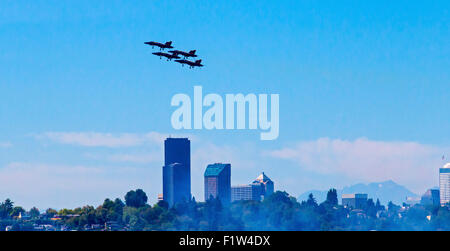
[297,180,418,205]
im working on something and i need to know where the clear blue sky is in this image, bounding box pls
[0,1,449,209]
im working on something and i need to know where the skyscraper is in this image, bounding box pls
[252,172,274,199]
[440,163,450,206]
[204,163,231,204]
[163,138,191,207]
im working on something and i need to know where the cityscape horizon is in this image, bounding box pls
[0,135,449,232]
[1,136,449,211]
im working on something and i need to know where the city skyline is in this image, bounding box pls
[0,1,449,209]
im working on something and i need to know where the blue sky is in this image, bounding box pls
[0,1,449,209]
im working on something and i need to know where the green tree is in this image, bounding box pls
[325,189,338,206]
[364,199,377,218]
[306,193,318,208]
[125,189,148,208]
[29,207,40,218]
[388,201,400,213]
[157,200,169,210]
[10,206,25,217]
[45,208,58,218]
[0,199,14,218]
[114,198,125,213]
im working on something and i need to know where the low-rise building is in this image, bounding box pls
[231,184,263,202]
[231,172,275,202]
[342,194,368,209]
[421,189,440,206]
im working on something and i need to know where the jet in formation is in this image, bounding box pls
[169,50,197,59]
[152,52,181,61]
[175,59,204,69]
[144,41,174,50]
[146,40,204,68]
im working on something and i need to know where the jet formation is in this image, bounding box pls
[144,41,174,50]
[144,41,204,69]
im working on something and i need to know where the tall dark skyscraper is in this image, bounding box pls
[163,138,191,206]
[204,163,231,204]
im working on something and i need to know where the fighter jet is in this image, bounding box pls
[144,41,174,50]
[152,52,181,61]
[168,50,197,59]
[175,59,204,68]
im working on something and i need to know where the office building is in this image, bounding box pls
[440,163,450,206]
[163,138,191,206]
[421,189,440,206]
[231,184,263,202]
[252,172,274,199]
[204,163,231,204]
[342,194,368,209]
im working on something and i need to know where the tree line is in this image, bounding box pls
[1,188,450,231]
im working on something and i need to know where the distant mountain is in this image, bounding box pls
[297,180,418,206]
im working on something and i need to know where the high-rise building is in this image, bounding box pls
[252,172,274,199]
[231,184,263,202]
[231,172,275,202]
[342,194,368,209]
[421,189,440,206]
[440,163,450,206]
[204,163,231,204]
[163,138,191,207]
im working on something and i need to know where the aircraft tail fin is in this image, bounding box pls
[195,59,202,64]
[190,50,196,55]
[166,41,173,46]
